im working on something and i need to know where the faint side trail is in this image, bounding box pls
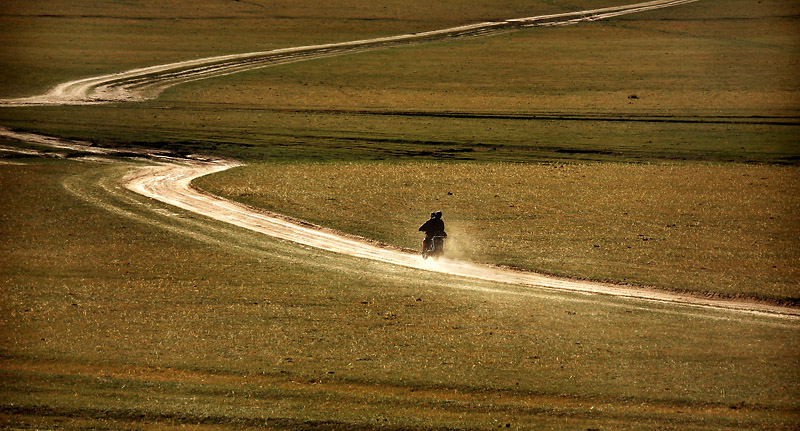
[0,0,699,106]
[124,160,799,320]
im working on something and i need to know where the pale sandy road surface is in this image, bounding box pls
[3,0,798,320]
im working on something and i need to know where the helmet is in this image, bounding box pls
[435,211,442,219]
[430,212,436,218]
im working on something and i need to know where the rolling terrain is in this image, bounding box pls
[1,0,798,429]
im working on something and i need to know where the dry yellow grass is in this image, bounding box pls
[198,162,800,302]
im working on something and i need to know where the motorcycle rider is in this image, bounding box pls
[419,210,446,252]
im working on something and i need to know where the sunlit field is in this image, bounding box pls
[1,0,799,429]
[2,156,799,430]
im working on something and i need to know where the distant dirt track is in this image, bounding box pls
[0,0,700,107]
[4,0,798,320]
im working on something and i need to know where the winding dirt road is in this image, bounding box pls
[4,0,798,320]
[123,160,800,320]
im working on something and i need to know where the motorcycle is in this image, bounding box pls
[422,235,446,260]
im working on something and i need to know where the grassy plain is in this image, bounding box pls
[1,0,800,429]
[2,156,799,430]
[0,0,798,163]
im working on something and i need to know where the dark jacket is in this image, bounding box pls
[419,218,446,238]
